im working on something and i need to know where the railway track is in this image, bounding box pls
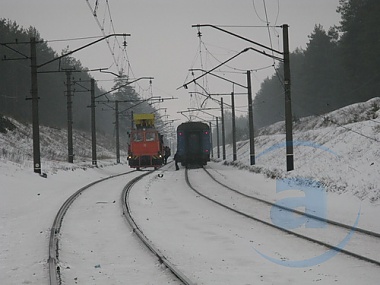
[48,170,135,285]
[49,163,378,284]
[185,166,380,267]
[121,170,196,285]
[48,169,192,285]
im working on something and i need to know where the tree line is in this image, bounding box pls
[0,19,154,138]
[252,0,380,129]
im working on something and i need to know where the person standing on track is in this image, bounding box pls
[164,146,171,164]
[174,152,179,170]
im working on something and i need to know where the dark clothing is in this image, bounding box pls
[174,153,179,170]
[164,146,171,164]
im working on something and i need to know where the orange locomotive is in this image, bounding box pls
[127,113,164,170]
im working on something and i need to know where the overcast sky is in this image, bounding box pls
[1,0,341,125]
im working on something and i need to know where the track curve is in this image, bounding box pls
[185,166,380,267]
[203,166,380,238]
[121,170,197,285]
[48,170,134,285]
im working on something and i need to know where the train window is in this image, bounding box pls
[133,132,143,142]
[145,132,156,141]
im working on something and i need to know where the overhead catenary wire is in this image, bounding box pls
[262,0,283,87]
[252,0,267,23]
[185,22,285,101]
[45,35,104,43]
[197,26,210,97]
[249,0,283,86]
[84,0,155,95]
[85,0,121,74]
[200,40,276,74]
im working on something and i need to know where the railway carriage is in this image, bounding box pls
[128,114,164,169]
[176,121,211,167]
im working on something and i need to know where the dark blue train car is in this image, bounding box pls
[176,121,211,167]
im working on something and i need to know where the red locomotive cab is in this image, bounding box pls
[128,114,164,169]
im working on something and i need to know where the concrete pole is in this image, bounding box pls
[209,122,213,158]
[90,79,97,166]
[30,37,41,174]
[247,70,255,165]
[216,117,220,158]
[283,24,294,171]
[231,90,237,161]
[65,71,74,163]
[221,97,226,160]
[115,101,120,163]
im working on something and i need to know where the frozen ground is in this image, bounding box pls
[0,98,379,284]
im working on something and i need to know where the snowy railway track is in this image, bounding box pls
[48,169,190,285]
[48,170,135,285]
[122,171,196,285]
[185,166,380,267]
[202,167,380,239]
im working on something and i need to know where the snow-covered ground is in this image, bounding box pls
[130,163,380,284]
[0,98,379,284]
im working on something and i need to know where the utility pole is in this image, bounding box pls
[189,24,293,170]
[92,78,154,166]
[231,90,237,161]
[3,35,126,174]
[29,33,128,173]
[90,79,97,166]
[188,69,243,161]
[221,97,226,160]
[65,70,74,163]
[115,100,120,163]
[209,122,213,158]
[30,37,41,174]
[247,70,255,165]
[216,117,220,158]
[283,24,294,171]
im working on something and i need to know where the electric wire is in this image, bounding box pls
[85,0,121,74]
[252,0,267,23]
[213,24,280,28]
[197,26,209,96]
[106,0,128,72]
[262,0,284,87]
[45,35,104,43]
[200,40,274,74]
[84,0,152,95]
[262,0,275,65]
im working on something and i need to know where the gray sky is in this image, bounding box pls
[1,0,341,126]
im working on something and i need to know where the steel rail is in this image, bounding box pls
[48,170,135,285]
[122,171,197,285]
[202,167,380,239]
[185,167,380,267]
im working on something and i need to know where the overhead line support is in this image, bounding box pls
[191,24,284,56]
[187,23,293,171]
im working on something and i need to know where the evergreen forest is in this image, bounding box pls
[253,0,380,129]
[0,20,154,138]
[1,0,379,141]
